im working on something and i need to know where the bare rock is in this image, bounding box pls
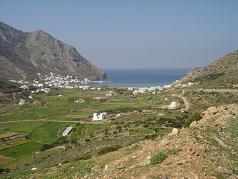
[189,121,198,128]
[168,128,179,136]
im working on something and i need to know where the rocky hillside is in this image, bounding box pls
[180,50,238,87]
[12,104,237,178]
[88,104,237,179]
[0,21,106,81]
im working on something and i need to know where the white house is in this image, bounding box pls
[106,93,112,97]
[20,85,29,90]
[31,167,37,171]
[168,101,177,110]
[18,99,26,106]
[92,112,107,121]
[62,127,73,137]
[92,113,99,121]
[106,91,113,97]
[133,90,139,95]
[94,97,103,100]
[74,99,85,103]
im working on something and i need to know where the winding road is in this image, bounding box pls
[176,90,190,111]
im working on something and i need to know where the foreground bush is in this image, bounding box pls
[151,152,167,165]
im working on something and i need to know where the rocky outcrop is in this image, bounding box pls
[97,104,238,178]
[190,104,238,129]
[0,21,106,81]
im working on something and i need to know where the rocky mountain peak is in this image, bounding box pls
[0,21,106,82]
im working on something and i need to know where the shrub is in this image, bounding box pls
[77,154,92,160]
[67,96,77,102]
[41,143,53,151]
[98,145,121,155]
[151,152,167,165]
[0,168,10,174]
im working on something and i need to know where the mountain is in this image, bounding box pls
[180,50,238,87]
[0,21,106,82]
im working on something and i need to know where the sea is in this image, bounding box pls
[94,68,190,87]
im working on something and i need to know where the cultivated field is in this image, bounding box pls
[1,86,236,177]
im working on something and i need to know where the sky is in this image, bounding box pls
[1,0,238,69]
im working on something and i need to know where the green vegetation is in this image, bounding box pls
[0,121,46,134]
[1,85,237,178]
[151,152,167,165]
[185,90,238,112]
[0,142,42,158]
[0,88,186,174]
[29,122,66,143]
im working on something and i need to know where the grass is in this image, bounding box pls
[0,88,181,123]
[0,85,237,178]
[0,121,65,144]
[2,147,65,170]
[0,121,47,134]
[7,138,27,146]
[0,142,42,158]
[129,127,154,135]
[62,160,94,177]
[0,87,204,176]
[0,144,11,151]
[29,122,67,143]
[0,120,66,170]
[0,108,59,122]
[151,152,167,165]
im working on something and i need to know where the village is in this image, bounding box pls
[8,72,193,110]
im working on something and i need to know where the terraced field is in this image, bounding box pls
[0,87,202,177]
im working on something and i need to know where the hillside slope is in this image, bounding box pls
[0,21,106,81]
[180,50,238,87]
[8,104,237,178]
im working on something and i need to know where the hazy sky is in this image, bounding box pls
[1,0,238,69]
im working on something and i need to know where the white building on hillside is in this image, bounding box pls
[20,85,29,90]
[106,91,113,97]
[92,112,107,121]
[18,99,26,106]
[168,101,177,110]
[62,127,73,137]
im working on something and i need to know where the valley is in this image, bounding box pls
[0,7,238,178]
[0,83,237,178]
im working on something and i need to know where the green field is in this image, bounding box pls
[0,142,42,158]
[29,122,67,143]
[0,87,203,176]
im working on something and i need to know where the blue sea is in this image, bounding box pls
[98,68,189,87]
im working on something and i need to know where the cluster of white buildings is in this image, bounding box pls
[174,82,194,88]
[74,99,85,103]
[19,84,29,90]
[92,112,107,121]
[9,79,28,85]
[9,72,97,93]
[128,82,194,96]
[34,72,88,89]
[130,85,172,95]
[31,88,51,94]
